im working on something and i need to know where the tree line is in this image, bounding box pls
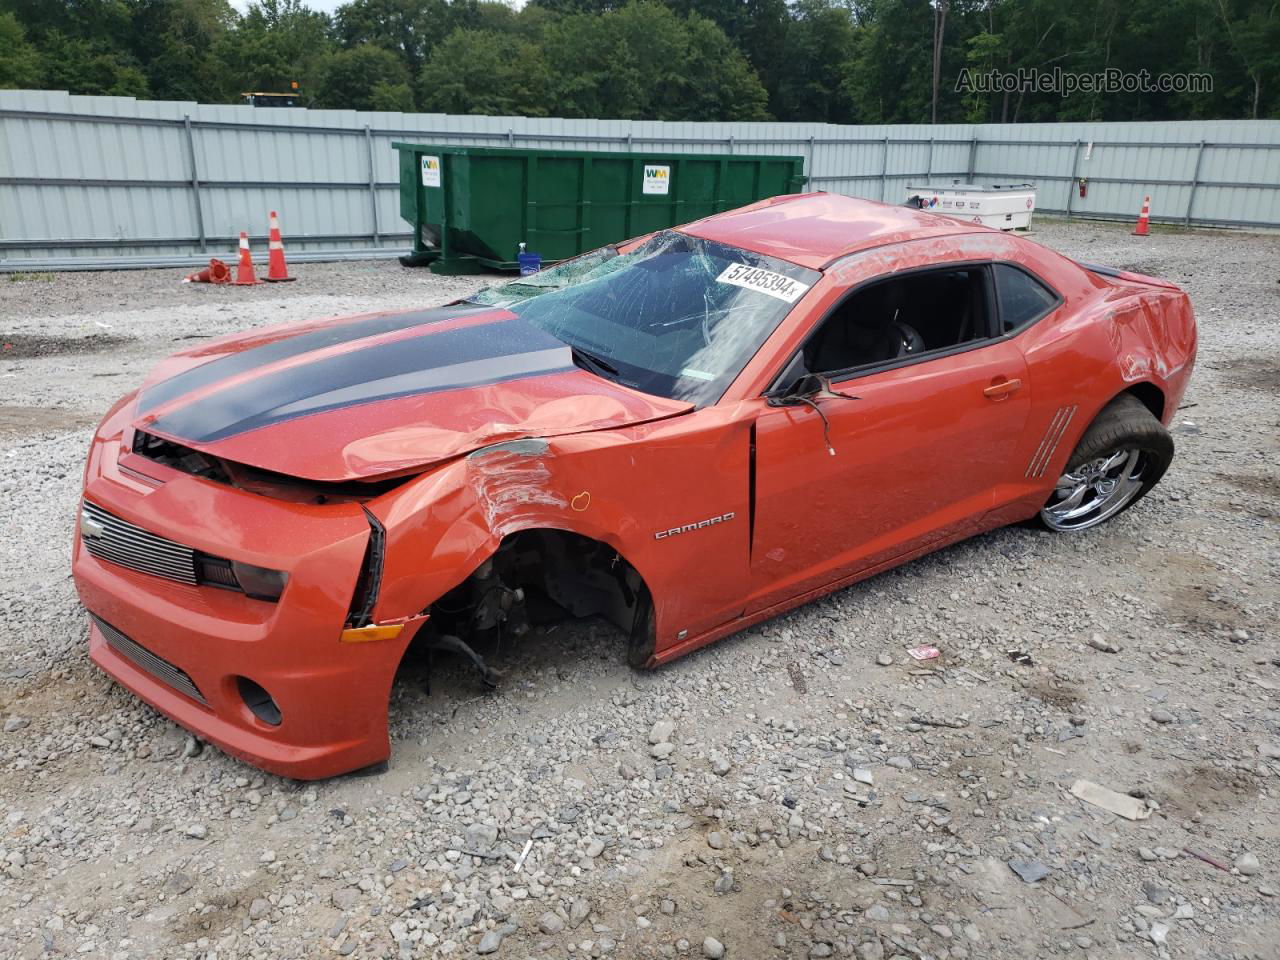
[1,0,1276,123]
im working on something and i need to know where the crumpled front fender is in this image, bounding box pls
[369,437,637,623]
[365,410,754,650]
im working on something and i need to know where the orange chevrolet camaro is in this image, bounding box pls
[73,194,1196,778]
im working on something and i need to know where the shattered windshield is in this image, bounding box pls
[465,232,819,404]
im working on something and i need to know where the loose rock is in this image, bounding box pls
[649,719,675,744]
[538,912,565,935]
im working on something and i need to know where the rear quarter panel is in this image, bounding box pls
[1106,283,1197,423]
[988,261,1196,524]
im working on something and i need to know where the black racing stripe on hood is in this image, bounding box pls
[146,316,574,443]
[138,304,495,414]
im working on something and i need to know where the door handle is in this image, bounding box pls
[983,377,1023,399]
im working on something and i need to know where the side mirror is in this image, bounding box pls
[792,373,831,398]
[769,373,856,406]
[766,373,859,457]
[767,372,823,405]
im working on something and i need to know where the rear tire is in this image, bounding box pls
[1037,394,1173,532]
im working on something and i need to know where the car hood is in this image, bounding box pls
[132,304,692,482]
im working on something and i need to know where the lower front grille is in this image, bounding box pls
[90,614,208,706]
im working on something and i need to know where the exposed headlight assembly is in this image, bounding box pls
[230,561,289,601]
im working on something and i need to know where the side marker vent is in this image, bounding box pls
[1026,405,1077,478]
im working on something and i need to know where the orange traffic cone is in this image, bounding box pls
[233,232,259,285]
[1133,195,1151,236]
[263,210,295,282]
[183,258,231,284]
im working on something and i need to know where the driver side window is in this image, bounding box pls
[803,266,993,379]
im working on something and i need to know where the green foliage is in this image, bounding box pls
[1216,0,1280,118]
[662,0,789,102]
[334,0,479,77]
[369,80,415,111]
[417,29,551,115]
[844,0,944,123]
[680,13,770,120]
[212,0,332,98]
[313,43,410,109]
[532,2,768,120]
[773,0,857,122]
[0,12,42,88]
[37,31,151,97]
[961,30,1004,122]
[0,0,1275,120]
[130,0,236,102]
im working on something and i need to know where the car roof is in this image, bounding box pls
[681,192,986,270]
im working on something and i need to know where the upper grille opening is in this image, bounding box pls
[130,429,412,505]
[81,500,198,585]
[80,500,280,601]
[132,430,231,484]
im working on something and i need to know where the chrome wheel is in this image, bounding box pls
[1040,448,1147,532]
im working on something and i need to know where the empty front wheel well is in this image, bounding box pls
[424,529,652,656]
[1120,382,1165,423]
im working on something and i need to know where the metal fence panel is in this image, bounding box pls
[1,90,1278,269]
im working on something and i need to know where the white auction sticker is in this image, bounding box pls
[679,367,715,381]
[421,155,441,187]
[642,164,670,195]
[716,263,810,303]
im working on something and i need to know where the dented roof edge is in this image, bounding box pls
[681,192,990,271]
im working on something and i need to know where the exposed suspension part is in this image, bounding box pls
[419,531,645,689]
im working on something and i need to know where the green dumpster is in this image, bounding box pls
[393,143,806,274]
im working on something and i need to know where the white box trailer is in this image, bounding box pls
[905,182,1036,230]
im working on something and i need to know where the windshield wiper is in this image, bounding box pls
[568,344,620,379]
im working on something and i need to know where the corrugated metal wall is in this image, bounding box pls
[2,90,1278,269]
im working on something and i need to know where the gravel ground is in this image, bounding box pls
[0,220,1276,960]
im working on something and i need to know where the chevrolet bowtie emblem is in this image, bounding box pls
[79,510,106,539]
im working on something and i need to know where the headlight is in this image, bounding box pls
[230,561,289,601]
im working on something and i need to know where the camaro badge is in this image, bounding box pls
[654,512,735,540]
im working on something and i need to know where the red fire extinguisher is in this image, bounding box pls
[1078,178,1088,198]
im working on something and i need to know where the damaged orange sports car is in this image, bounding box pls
[73,193,1196,778]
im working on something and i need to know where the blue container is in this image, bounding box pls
[517,246,542,276]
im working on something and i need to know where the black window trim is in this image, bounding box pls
[764,258,1062,396]
[991,260,1064,337]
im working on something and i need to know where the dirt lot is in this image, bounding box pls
[0,220,1277,960]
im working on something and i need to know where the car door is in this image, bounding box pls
[746,264,1031,615]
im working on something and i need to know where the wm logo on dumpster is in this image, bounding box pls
[421,155,442,188]
[642,164,671,195]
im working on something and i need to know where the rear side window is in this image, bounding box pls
[995,264,1058,334]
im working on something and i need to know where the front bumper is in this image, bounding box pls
[72,402,416,779]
